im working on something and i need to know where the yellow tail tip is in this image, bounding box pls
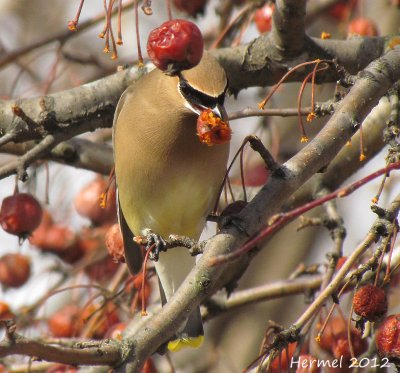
[167,335,204,352]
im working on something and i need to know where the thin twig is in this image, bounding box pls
[0,134,63,181]
[0,1,135,70]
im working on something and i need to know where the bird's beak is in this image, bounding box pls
[212,103,229,123]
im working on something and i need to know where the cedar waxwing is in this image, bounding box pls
[113,52,229,352]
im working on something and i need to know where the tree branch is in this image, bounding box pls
[0,326,121,366]
[270,0,307,57]
[202,274,323,321]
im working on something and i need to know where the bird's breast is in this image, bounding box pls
[116,123,229,239]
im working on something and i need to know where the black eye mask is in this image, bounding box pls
[178,75,226,111]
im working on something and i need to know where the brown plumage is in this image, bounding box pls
[113,52,229,350]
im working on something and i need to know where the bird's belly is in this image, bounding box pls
[127,174,220,239]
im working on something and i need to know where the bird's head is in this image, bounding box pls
[177,52,228,121]
[176,52,231,145]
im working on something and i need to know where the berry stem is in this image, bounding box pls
[347,303,356,361]
[68,0,85,31]
[166,0,173,20]
[239,145,248,203]
[141,244,155,316]
[134,0,143,65]
[117,0,123,45]
[258,60,333,110]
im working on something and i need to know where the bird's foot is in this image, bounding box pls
[139,229,167,261]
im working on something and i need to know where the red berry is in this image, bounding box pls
[254,3,275,34]
[335,256,348,271]
[329,2,350,20]
[48,304,82,338]
[104,322,126,340]
[353,285,388,321]
[270,343,298,373]
[376,314,400,363]
[348,18,378,36]
[42,225,76,252]
[173,0,208,17]
[147,19,204,73]
[81,302,120,339]
[332,334,367,360]
[142,358,157,373]
[86,256,119,283]
[28,209,54,247]
[317,317,367,360]
[105,224,125,263]
[74,177,116,226]
[0,193,42,237]
[196,109,231,146]
[29,210,85,263]
[0,253,31,288]
[243,162,269,186]
[0,301,14,319]
[46,365,77,373]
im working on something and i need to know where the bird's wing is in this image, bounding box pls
[113,85,144,275]
[112,85,135,148]
[117,191,144,274]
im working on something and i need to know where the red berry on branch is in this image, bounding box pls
[0,253,31,288]
[317,316,367,360]
[105,223,125,263]
[46,364,77,373]
[48,304,83,338]
[0,301,14,320]
[353,285,388,321]
[270,343,298,373]
[147,19,204,73]
[81,302,120,339]
[329,1,353,20]
[0,193,42,237]
[335,256,348,270]
[142,358,157,373]
[74,177,116,226]
[173,0,208,17]
[241,162,269,186]
[348,18,378,36]
[104,321,126,340]
[376,314,400,364]
[331,334,367,361]
[254,3,275,34]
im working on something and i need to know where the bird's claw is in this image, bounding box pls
[142,229,167,261]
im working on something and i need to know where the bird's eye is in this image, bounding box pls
[178,76,225,111]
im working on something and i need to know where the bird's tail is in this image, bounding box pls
[154,247,204,352]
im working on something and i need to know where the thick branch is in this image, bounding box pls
[202,274,322,321]
[0,138,113,175]
[0,65,149,147]
[270,0,307,57]
[0,332,121,366]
